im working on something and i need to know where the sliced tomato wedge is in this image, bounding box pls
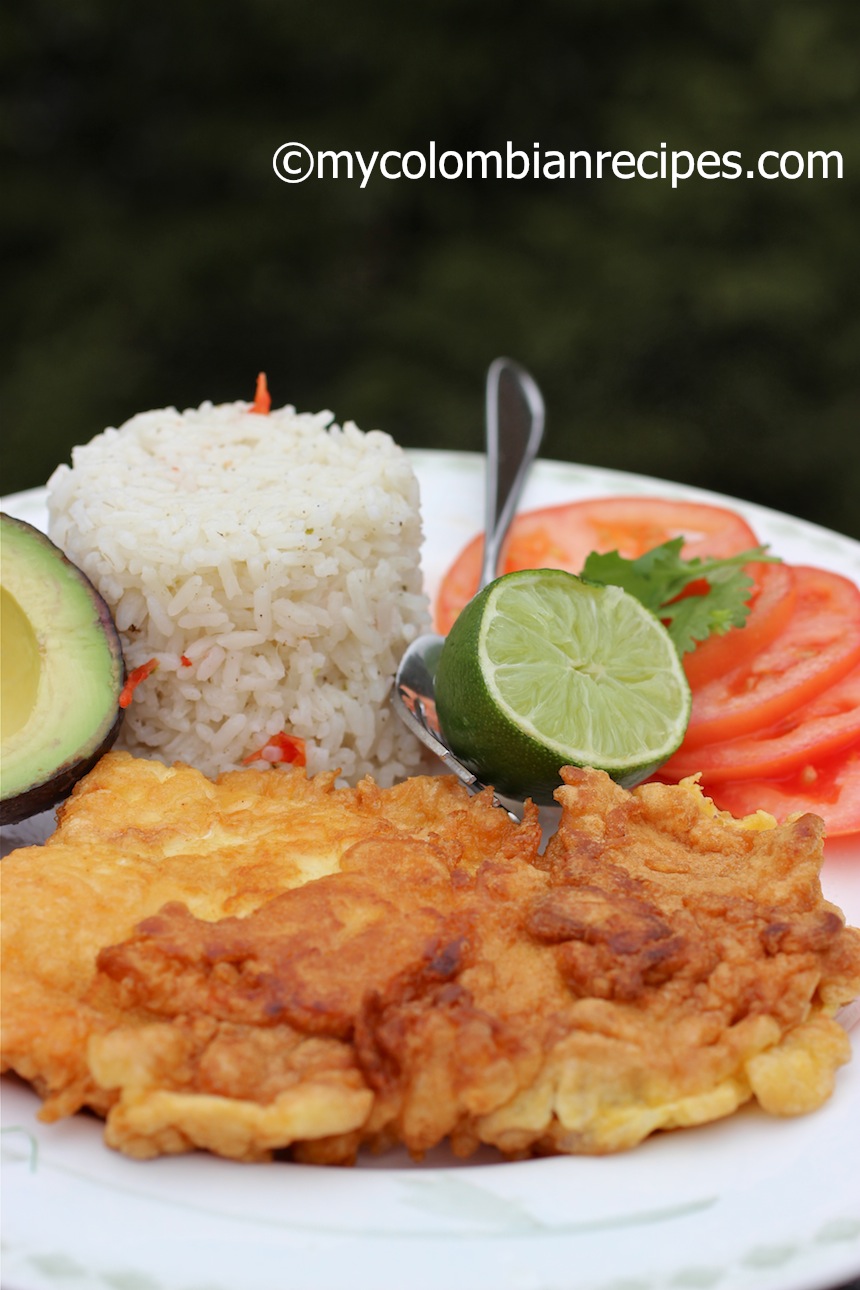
[682,566,860,749]
[659,658,860,783]
[435,496,761,633]
[703,742,860,837]
[682,562,797,689]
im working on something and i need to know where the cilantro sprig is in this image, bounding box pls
[581,539,779,656]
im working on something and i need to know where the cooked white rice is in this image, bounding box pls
[46,397,431,785]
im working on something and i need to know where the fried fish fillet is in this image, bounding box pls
[2,751,859,1164]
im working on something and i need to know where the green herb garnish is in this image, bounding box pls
[582,539,779,656]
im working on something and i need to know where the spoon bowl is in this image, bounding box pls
[392,358,545,810]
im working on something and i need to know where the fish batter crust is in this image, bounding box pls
[2,751,859,1164]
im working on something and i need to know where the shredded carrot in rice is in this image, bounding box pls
[250,372,271,415]
[243,731,307,767]
[119,658,158,709]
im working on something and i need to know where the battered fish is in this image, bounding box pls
[2,751,858,1164]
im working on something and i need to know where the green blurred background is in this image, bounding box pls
[3,0,859,538]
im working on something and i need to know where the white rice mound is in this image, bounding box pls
[46,397,432,785]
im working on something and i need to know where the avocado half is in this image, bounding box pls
[1,512,125,824]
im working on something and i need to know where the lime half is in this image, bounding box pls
[434,568,691,804]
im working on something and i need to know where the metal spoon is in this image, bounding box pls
[393,357,545,809]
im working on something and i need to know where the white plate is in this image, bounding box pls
[2,454,860,1290]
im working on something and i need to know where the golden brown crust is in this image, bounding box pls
[2,752,858,1163]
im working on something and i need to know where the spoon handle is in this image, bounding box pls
[479,358,546,590]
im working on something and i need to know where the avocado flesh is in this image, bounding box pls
[1,513,125,825]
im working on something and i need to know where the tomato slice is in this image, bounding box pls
[682,566,860,749]
[682,562,797,689]
[703,742,860,837]
[658,658,860,783]
[435,496,761,634]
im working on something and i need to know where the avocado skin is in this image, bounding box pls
[0,717,123,824]
[0,513,126,826]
